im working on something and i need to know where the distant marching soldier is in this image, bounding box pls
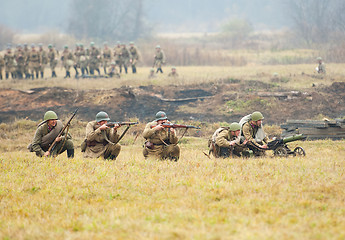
[38,43,48,78]
[0,54,4,80]
[4,45,16,79]
[88,42,101,75]
[120,43,130,74]
[78,44,89,76]
[61,45,74,78]
[129,41,140,74]
[27,44,41,79]
[316,57,326,74]
[47,44,58,78]
[113,41,122,73]
[23,43,30,79]
[14,44,25,79]
[153,45,166,73]
[102,42,112,75]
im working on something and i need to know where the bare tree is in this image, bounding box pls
[68,0,148,41]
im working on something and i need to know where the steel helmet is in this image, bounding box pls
[229,122,241,131]
[96,111,110,122]
[155,111,167,121]
[251,111,264,121]
[44,111,58,121]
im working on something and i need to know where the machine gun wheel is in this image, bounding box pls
[274,146,288,157]
[293,147,306,157]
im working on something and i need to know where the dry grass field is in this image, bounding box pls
[0,120,345,240]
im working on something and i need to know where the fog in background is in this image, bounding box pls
[0,0,289,33]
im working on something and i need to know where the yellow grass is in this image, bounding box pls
[0,120,345,239]
[1,63,345,92]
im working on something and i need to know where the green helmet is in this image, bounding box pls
[155,111,167,121]
[44,111,58,121]
[96,111,110,122]
[251,111,264,121]
[48,44,53,48]
[229,122,241,131]
[90,42,95,46]
[316,57,322,61]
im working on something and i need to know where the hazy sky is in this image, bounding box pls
[0,0,289,33]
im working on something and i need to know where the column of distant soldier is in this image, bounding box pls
[0,42,182,80]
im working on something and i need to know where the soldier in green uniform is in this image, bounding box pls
[0,54,4,80]
[78,44,89,76]
[142,111,180,161]
[14,44,25,79]
[129,41,140,73]
[27,44,41,79]
[88,42,101,75]
[148,68,156,78]
[153,45,166,73]
[61,45,74,78]
[102,42,112,75]
[316,57,326,74]
[73,43,81,77]
[120,43,130,74]
[4,46,16,79]
[28,110,74,158]
[210,122,247,158]
[47,44,58,78]
[168,66,179,77]
[23,43,30,79]
[82,111,121,160]
[240,111,269,156]
[107,62,120,78]
[38,43,48,78]
[113,41,122,73]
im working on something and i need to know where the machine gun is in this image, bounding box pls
[268,134,306,157]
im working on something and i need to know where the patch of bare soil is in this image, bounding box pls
[0,81,344,124]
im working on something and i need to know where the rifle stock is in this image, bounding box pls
[106,122,139,127]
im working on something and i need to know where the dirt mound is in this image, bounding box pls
[1,81,344,124]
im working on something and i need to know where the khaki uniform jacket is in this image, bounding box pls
[113,46,122,61]
[142,121,178,156]
[31,120,71,157]
[242,122,268,147]
[215,130,240,148]
[83,121,120,158]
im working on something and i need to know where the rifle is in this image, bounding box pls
[47,108,78,156]
[106,121,139,127]
[105,122,139,145]
[150,123,200,129]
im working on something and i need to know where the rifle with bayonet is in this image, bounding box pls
[150,123,200,129]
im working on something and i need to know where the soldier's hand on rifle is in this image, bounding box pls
[55,136,62,142]
[154,124,164,131]
[44,151,50,157]
[99,124,109,131]
[260,144,268,149]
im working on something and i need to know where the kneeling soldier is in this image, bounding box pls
[143,111,180,161]
[240,111,268,156]
[83,111,121,160]
[214,122,247,158]
[29,111,74,158]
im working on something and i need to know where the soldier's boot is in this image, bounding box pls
[67,149,74,158]
[90,69,94,75]
[74,66,79,77]
[6,73,9,79]
[103,67,107,74]
[40,71,44,78]
[31,74,34,80]
[119,66,122,73]
[36,72,39,79]
[85,67,89,74]
[132,65,136,74]
[0,74,2,80]
[11,73,16,79]
[157,68,163,73]
[81,68,85,76]
[64,71,68,78]
[124,66,128,74]
[67,71,71,78]
[96,68,100,75]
